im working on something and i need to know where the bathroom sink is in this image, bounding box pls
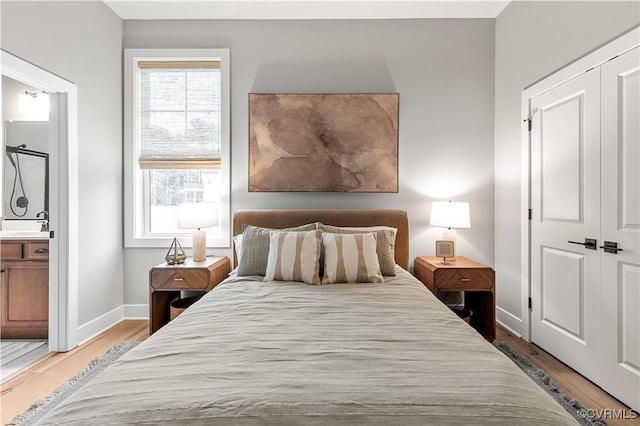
[1,220,47,238]
[0,220,49,239]
[2,220,42,231]
[0,230,49,239]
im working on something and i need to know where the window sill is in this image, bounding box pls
[124,234,230,249]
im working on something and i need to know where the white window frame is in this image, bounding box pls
[124,48,230,248]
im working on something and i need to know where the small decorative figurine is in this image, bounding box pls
[165,237,187,265]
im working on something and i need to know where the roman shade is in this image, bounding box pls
[137,60,221,169]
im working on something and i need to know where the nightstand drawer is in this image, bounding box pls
[151,268,208,290]
[436,269,493,290]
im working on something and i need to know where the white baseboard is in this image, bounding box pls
[75,304,150,346]
[76,305,124,346]
[124,304,149,319]
[496,306,523,338]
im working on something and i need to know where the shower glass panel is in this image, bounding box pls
[3,121,49,220]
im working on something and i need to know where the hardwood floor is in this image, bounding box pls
[0,320,148,425]
[497,325,640,426]
[0,321,636,425]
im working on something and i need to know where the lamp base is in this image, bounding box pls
[442,228,457,261]
[192,229,207,262]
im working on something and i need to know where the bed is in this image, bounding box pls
[25,209,578,425]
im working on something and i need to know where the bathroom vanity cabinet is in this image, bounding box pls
[0,239,48,338]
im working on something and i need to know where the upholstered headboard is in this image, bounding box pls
[233,209,409,269]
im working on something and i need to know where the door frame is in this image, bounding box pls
[520,26,640,341]
[1,50,79,351]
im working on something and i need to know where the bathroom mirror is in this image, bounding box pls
[3,121,49,220]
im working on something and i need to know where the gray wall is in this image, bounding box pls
[494,1,640,333]
[4,1,634,336]
[123,19,496,308]
[1,1,124,328]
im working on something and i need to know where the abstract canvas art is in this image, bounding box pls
[249,93,399,192]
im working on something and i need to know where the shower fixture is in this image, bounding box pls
[5,144,49,217]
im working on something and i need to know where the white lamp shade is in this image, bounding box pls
[429,201,471,229]
[178,202,218,229]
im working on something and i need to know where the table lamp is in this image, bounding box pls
[429,201,471,260]
[178,202,218,262]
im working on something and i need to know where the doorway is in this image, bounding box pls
[1,87,51,380]
[1,50,78,354]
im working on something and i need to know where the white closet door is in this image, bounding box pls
[600,46,640,411]
[530,69,601,382]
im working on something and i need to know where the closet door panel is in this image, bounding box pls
[529,69,601,382]
[600,46,640,411]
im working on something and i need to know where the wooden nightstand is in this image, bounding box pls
[149,256,230,334]
[414,256,495,342]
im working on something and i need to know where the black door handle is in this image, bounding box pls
[568,238,597,250]
[600,241,623,254]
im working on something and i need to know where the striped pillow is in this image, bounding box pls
[318,224,397,276]
[322,232,384,284]
[237,223,316,276]
[264,230,322,285]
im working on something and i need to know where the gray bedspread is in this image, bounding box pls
[34,267,577,425]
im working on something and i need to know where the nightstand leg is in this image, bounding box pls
[150,290,180,334]
[465,291,495,342]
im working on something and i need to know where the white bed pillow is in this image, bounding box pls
[264,230,322,285]
[322,232,384,284]
[318,223,397,276]
[229,234,243,274]
[233,234,243,263]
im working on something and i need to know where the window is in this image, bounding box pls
[124,49,230,248]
